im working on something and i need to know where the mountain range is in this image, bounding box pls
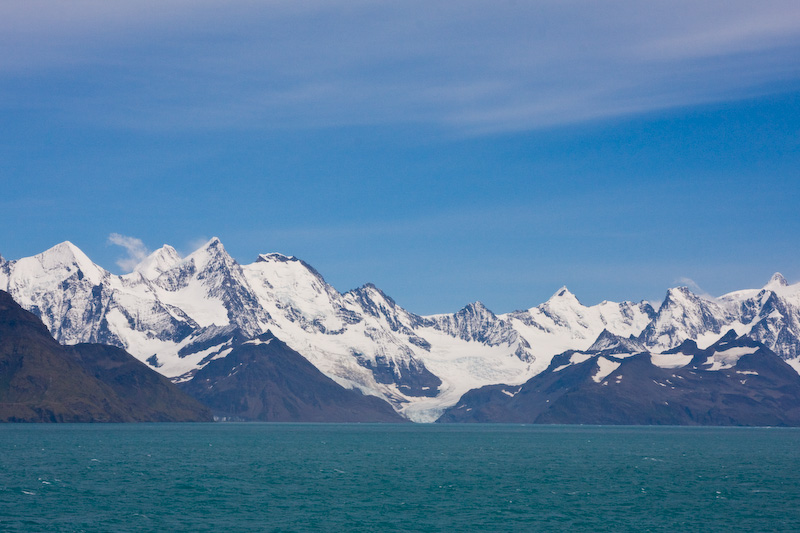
[2,239,799,422]
[439,330,800,425]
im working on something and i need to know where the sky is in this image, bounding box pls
[1,0,799,314]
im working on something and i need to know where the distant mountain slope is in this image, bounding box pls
[65,343,214,422]
[180,331,406,422]
[438,332,800,426]
[0,290,211,422]
[641,277,800,360]
[1,239,799,421]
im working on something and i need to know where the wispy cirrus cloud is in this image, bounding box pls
[1,0,798,134]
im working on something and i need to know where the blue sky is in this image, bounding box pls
[1,1,799,314]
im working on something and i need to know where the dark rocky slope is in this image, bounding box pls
[180,331,406,422]
[0,290,211,422]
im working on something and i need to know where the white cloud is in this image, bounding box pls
[108,233,149,272]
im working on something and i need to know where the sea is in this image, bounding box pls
[1,424,799,532]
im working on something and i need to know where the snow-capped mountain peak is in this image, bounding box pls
[426,301,520,347]
[1,240,107,292]
[348,283,404,321]
[252,252,331,292]
[184,237,229,270]
[766,272,789,289]
[664,286,694,303]
[39,241,107,284]
[245,251,343,329]
[639,286,731,352]
[548,286,579,303]
[0,241,113,345]
[538,286,588,322]
[256,252,296,263]
[135,245,181,280]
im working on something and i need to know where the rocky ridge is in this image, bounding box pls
[438,331,800,425]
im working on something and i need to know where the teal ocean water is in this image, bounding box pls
[1,424,799,532]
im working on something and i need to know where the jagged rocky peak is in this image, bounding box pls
[637,285,732,352]
[192,237,230,261]
[151,237,233,287]
[429,300,519,346]
[664,285,695,304]
[657,286,720,314]
[135,244,182,280]
[663,285,729,312]
[356,282,387,296]
[663,338,700,355]
[712,328,743,349]
[766,272,789,288]
[438,301,494,327]
[588,329,646,354]
[346,282,423,332]
[350,283,399,312]
[612,299,658,319]
[256,252,296,263]
[539,286,585,317]
[529,285,589,328]
[549,286,580,303]
[175,237,240,282]
[458,301,495,318]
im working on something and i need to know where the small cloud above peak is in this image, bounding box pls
[156,243,178,254]
[198,236,226,253]
[179,236,212,257]
[674,277,708,296]
[107,233,149,273]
